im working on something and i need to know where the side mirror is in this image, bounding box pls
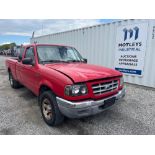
[83,58,87,63]
[22,58,33,65]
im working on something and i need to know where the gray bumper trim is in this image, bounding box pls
[56,88,125,118]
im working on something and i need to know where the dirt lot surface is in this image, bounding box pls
[0,56,155,135]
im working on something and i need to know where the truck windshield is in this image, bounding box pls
[37,45,84,64]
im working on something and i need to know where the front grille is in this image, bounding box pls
[92,80,118,95]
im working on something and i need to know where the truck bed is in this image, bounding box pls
[6,57,18,80]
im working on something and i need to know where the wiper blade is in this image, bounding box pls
[67,60,81,62]
[41,60,68,64]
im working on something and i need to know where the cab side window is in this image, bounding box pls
[25,47,35,64]
[18,47,25,62]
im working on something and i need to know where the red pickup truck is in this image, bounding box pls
[6,44,125,126]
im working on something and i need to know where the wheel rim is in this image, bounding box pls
[9,74,13,86]
[42,98,53,120]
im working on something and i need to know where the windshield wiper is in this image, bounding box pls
[66,60,82,63]
[40,60,68,64]
[40,59,82,64]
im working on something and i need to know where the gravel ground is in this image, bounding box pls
[0,55,155,135]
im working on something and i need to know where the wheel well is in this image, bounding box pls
[39,85,52,95]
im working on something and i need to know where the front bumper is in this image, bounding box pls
[56,88,125,118]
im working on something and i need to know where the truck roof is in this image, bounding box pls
[23,43,74,48]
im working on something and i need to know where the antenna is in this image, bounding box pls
[42,24,43,35]
[32,31,35,38]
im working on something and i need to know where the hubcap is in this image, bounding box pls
[42,98,53,120]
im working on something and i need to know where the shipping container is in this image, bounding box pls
[31,19,155,88]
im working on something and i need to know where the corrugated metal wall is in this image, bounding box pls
[31,19,155,88]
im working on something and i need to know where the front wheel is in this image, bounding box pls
[39,91,64,126]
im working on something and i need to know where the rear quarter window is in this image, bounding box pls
[18,47,25,61]
[19,47,25,56]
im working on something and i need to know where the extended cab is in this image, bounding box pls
[6,44,125,126]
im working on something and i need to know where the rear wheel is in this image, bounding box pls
[39,91,64,126]
[9,72,21,89]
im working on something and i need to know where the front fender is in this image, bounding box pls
[38,80,54,95]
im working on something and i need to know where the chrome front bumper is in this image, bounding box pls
[56,88,125,118]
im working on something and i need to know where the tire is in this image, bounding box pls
[9,72,21,89]
[39,91,64,126]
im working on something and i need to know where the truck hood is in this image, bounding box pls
[45,63,122,83]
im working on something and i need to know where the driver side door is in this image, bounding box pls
[20,46,38,94]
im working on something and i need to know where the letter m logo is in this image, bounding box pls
[123,27,139,41]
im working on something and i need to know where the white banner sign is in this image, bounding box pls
[114,22,148,76]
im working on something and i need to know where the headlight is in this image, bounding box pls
[65,84,88,96]
[120,77,124,86]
